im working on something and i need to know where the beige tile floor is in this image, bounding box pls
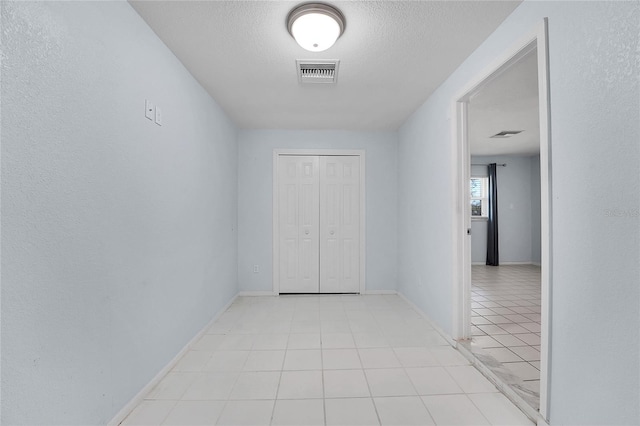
[121,294,533,426]
[471,265,542,396]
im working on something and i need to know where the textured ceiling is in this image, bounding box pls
[469,49,540,156]
[130,1,522,130]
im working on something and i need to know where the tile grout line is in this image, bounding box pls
[320,301,328,426]
[357,319,382,426]
[267,333,288,426]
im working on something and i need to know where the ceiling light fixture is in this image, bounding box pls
[287,3,345,52]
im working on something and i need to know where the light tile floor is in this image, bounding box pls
[121,294,533,426]
[470,265,542,407]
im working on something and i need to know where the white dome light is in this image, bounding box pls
[287,3,345,52]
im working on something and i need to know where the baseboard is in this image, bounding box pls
[396,292,457,347]
[236,290,397,296]
[472,261,538,266]
[107,293,239,426]
[362,290,397,295]
[237,290,277,296]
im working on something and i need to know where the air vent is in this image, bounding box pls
[490,130,523,138]
[297,60,340,84]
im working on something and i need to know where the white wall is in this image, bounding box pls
[1,2,238,424]
[398,1,639,424]
[470,155,539,264]
[238,130,397,293]
[530,155,541,264]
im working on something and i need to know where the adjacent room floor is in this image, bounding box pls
[469,265,542,409]
[120,294,532,425]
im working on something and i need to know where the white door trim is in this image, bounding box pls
[450,19,552,420]
[273,149,366,294]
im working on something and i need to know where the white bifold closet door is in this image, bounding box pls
[278,155,360,293]
[278,156,320,293]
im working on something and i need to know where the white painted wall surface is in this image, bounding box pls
[470,156,538,264]
[470,220,489,264]
[530,155,541,264]
[1,2,238,424]
[399,1,639,424]
[238,130,397,293]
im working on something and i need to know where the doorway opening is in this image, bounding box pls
[452,21,552,423]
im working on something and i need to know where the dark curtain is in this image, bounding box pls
[486,163,499,266]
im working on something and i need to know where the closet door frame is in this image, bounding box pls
[273,149,366,295]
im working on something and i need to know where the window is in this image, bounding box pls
[470,177,488,218]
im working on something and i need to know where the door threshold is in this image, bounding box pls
[457,341,542,424]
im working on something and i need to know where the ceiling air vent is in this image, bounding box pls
[297,60,340,84]
[490,130,523,138]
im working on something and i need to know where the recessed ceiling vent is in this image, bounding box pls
[490,130,523,138]
[297,60,339,84]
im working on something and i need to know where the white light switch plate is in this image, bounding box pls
[155,106,162,126]
[145,100,155,120]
